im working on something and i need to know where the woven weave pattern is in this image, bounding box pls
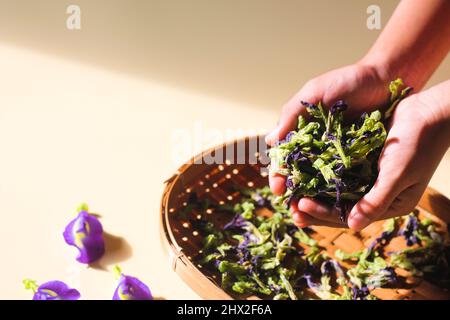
[160,137,450,300]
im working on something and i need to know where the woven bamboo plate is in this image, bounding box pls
[160,135,450,300]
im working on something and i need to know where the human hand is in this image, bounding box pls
[290,80,450,230]
[266,62,391,196]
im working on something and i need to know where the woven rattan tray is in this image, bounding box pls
[160,136,450,300]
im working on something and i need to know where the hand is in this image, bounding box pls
[290,81,450,230]
[266,61,391,196]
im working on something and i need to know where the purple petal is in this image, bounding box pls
[352,286,370,300]
[398,215,421,246]
[33,281,80,300]
[285,177,295,190]
[330,100,347,114]
[63,210,105,264]
[369,230,394,252]
[113,275,153,300]
[223,214,248,230]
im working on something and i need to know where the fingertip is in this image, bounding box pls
[347,211,371,231]
[269,174,286,196]
[265,127,280,146]
[291,211,310,228]
[297,197,315,212]
[298,197,334,219]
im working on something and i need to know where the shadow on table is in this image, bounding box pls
[89,232,133,271]
[419,187,450,223]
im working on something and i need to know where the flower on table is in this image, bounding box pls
[112,266,153,300]
[63,203,105,264]
[23,279,80,300]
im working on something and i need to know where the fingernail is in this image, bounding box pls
[348,212,371,231]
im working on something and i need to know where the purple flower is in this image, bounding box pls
[285,177,295,190]
[354,112,368,130]
[326,133,337,141]
[237,247,251,265]
[352,286,370,300]
[63,204,105,264]
[23,279,80,300]
[333,163,345,176]
[362,128,382,139]
[384,267,398,284]
[251,191,268,207]
[286,147,309,168]
[275,131,296,146]
[303,274,319,291]
[112,266,153,300]
[330,178,347,222]
[369,230,393,252]
[224,214,248,230]
[301,101,318,110]
[399,214,421,246]
[330,100,347,114]
[285,147,314,177]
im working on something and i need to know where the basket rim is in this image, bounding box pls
[160,135,264,299]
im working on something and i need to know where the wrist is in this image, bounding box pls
[417,81,450,137]
[358,49,424,92]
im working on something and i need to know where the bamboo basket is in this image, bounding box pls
[160,136,450,300]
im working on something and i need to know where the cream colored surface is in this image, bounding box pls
[0,0,449,300]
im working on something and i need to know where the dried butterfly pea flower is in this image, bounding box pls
[23,279,80,300]
[269,79,412,221]
[196,187,449,299]
[63,203,105,264]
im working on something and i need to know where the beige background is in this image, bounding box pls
[0,0,449,299]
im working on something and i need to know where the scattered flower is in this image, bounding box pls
[23,279,80,300]
[112,266,153,300]
[63,203,105,264]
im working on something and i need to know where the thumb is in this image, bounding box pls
[265,86,321,146]
[347,170,401,231]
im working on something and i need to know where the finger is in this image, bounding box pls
[291,202,346,228]
[379,184,425,220]
[265,84,321,146]
[347,173,402,231]
[291,211,346,228]
[297,197,342,224]
[289,201,308,228]
[269,173,287,196]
